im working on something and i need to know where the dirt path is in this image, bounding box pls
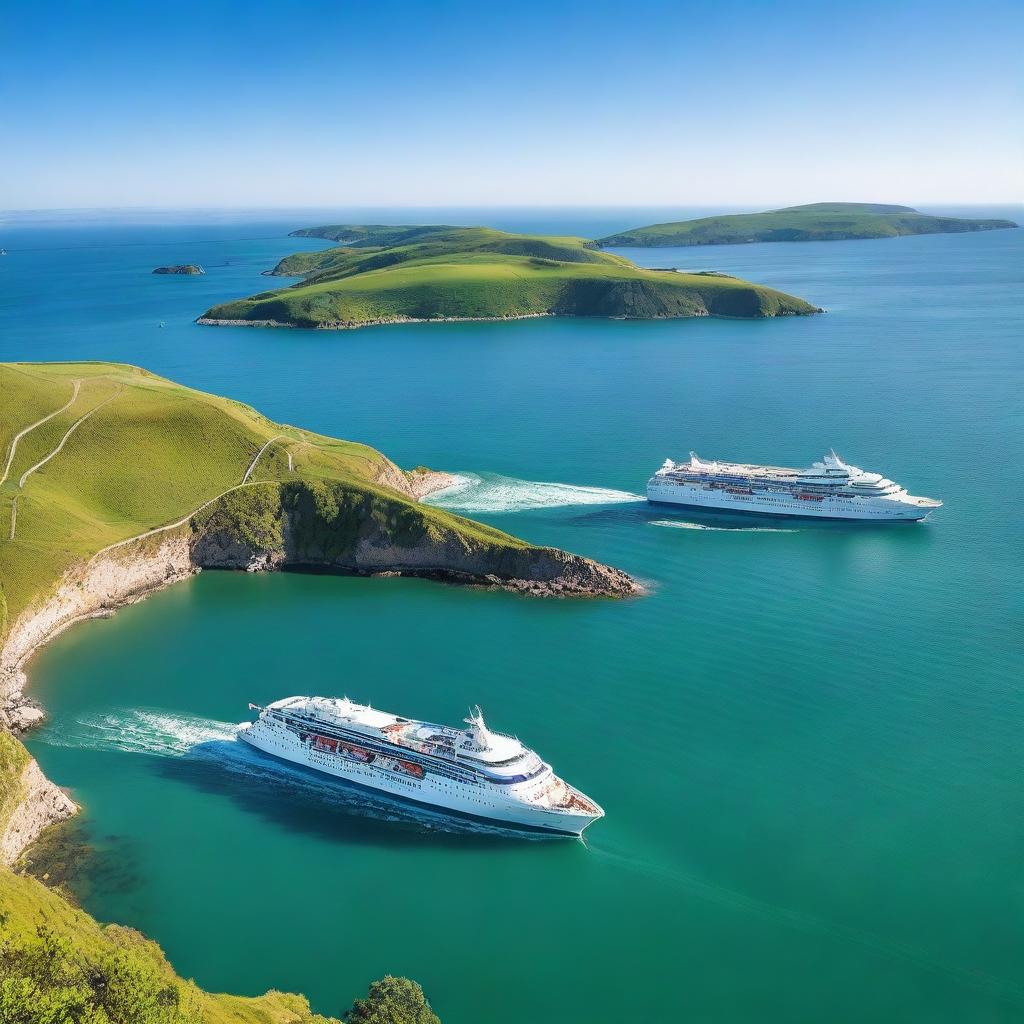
[0,379,81,487]
[241,434,286,484]
[88,481,268,562]
[18,389,121,490]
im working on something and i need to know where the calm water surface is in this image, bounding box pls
[2,208,1022,1023]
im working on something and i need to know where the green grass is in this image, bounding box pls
[599,202,1019,247]
[0,362,557,642]
[0,733,30,838]
[201,225,818,327]
[0,843,438,1022]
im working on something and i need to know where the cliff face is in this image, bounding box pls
[1,755,77,866]
[194,479,641,597]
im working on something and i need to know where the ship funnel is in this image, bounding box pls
[464,705,493,749]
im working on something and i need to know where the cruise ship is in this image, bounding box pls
[239,696,604,836]
[647,451,942,521]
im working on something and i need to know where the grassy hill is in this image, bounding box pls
[0,362,637,645]
[199,225,818,328]
[599,202,1019,247]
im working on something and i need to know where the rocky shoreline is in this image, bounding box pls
[196,312,556,330]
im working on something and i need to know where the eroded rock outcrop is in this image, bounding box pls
[1,757,77,866]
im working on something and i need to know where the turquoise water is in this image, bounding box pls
[3,208,1022,1022]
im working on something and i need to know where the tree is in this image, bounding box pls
[345,976,440,1024]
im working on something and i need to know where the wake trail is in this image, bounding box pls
[423,472,645,514]
[38,708,241,756]
[649,518,798,534]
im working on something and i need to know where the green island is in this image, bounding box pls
[152,265,205,275]
[598,202,1019,247]
[0,360,639,1021]
[197,224,819,329]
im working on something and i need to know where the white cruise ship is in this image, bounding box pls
[647,451,941,521]
[239,696,604,836]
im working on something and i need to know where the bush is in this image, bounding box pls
[0,924,196,1023]
[345,976,440,1024]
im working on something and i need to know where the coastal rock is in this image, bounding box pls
[1,757,77,867]
[152,264,205,275]
[404,467,458,500]
[0,699,46,733]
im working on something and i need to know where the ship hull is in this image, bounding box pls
[238,723,597,836]
[647,485,934,521]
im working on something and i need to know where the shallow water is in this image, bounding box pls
[4,208,1023,1023]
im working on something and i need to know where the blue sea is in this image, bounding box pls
[2,205,1022,1023]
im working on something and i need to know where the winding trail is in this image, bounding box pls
[18,389,121,490]
[8,498,16,541]
[88,481,267,562]
[0,379,81,487]
[241,434,286,484]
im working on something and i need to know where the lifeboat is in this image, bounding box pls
[313,734,339,753]
[395,759,425,779]
[339,742,373,762]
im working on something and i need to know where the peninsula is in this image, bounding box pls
[1,360,639,722]
[599,203,1019,247]
[152,264,205,275]
[197,224,819,329]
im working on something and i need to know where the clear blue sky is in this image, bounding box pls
[2,0,1020,208]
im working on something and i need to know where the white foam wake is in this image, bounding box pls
[649,519,798,534]
[40,708,241,757]
[423,472,644,514]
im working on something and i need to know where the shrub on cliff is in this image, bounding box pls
[191,483,285,555]
[0,924,196,1023]
[281,480,430,560]
[345,976,440,1024]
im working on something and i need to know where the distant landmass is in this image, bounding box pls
[197,225,819,329]
[599,203,1019,247]
[152,264,205,274]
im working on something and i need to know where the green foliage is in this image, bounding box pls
[0,868,439,1024]
[600,203,1019,247]
[344,977,439,1024]
[192,483,284,554]
[283,480,428,560]
[0,926,195,1024]
[0,733,30,837]
[202,225,817,327]
[281,477,529,567]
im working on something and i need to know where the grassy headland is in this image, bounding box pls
[599,202,1019,247]
[0,362,636,647]
[198,225,819,328]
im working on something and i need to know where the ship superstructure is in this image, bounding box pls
[239,696,604,836]
[647,451,941,521]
